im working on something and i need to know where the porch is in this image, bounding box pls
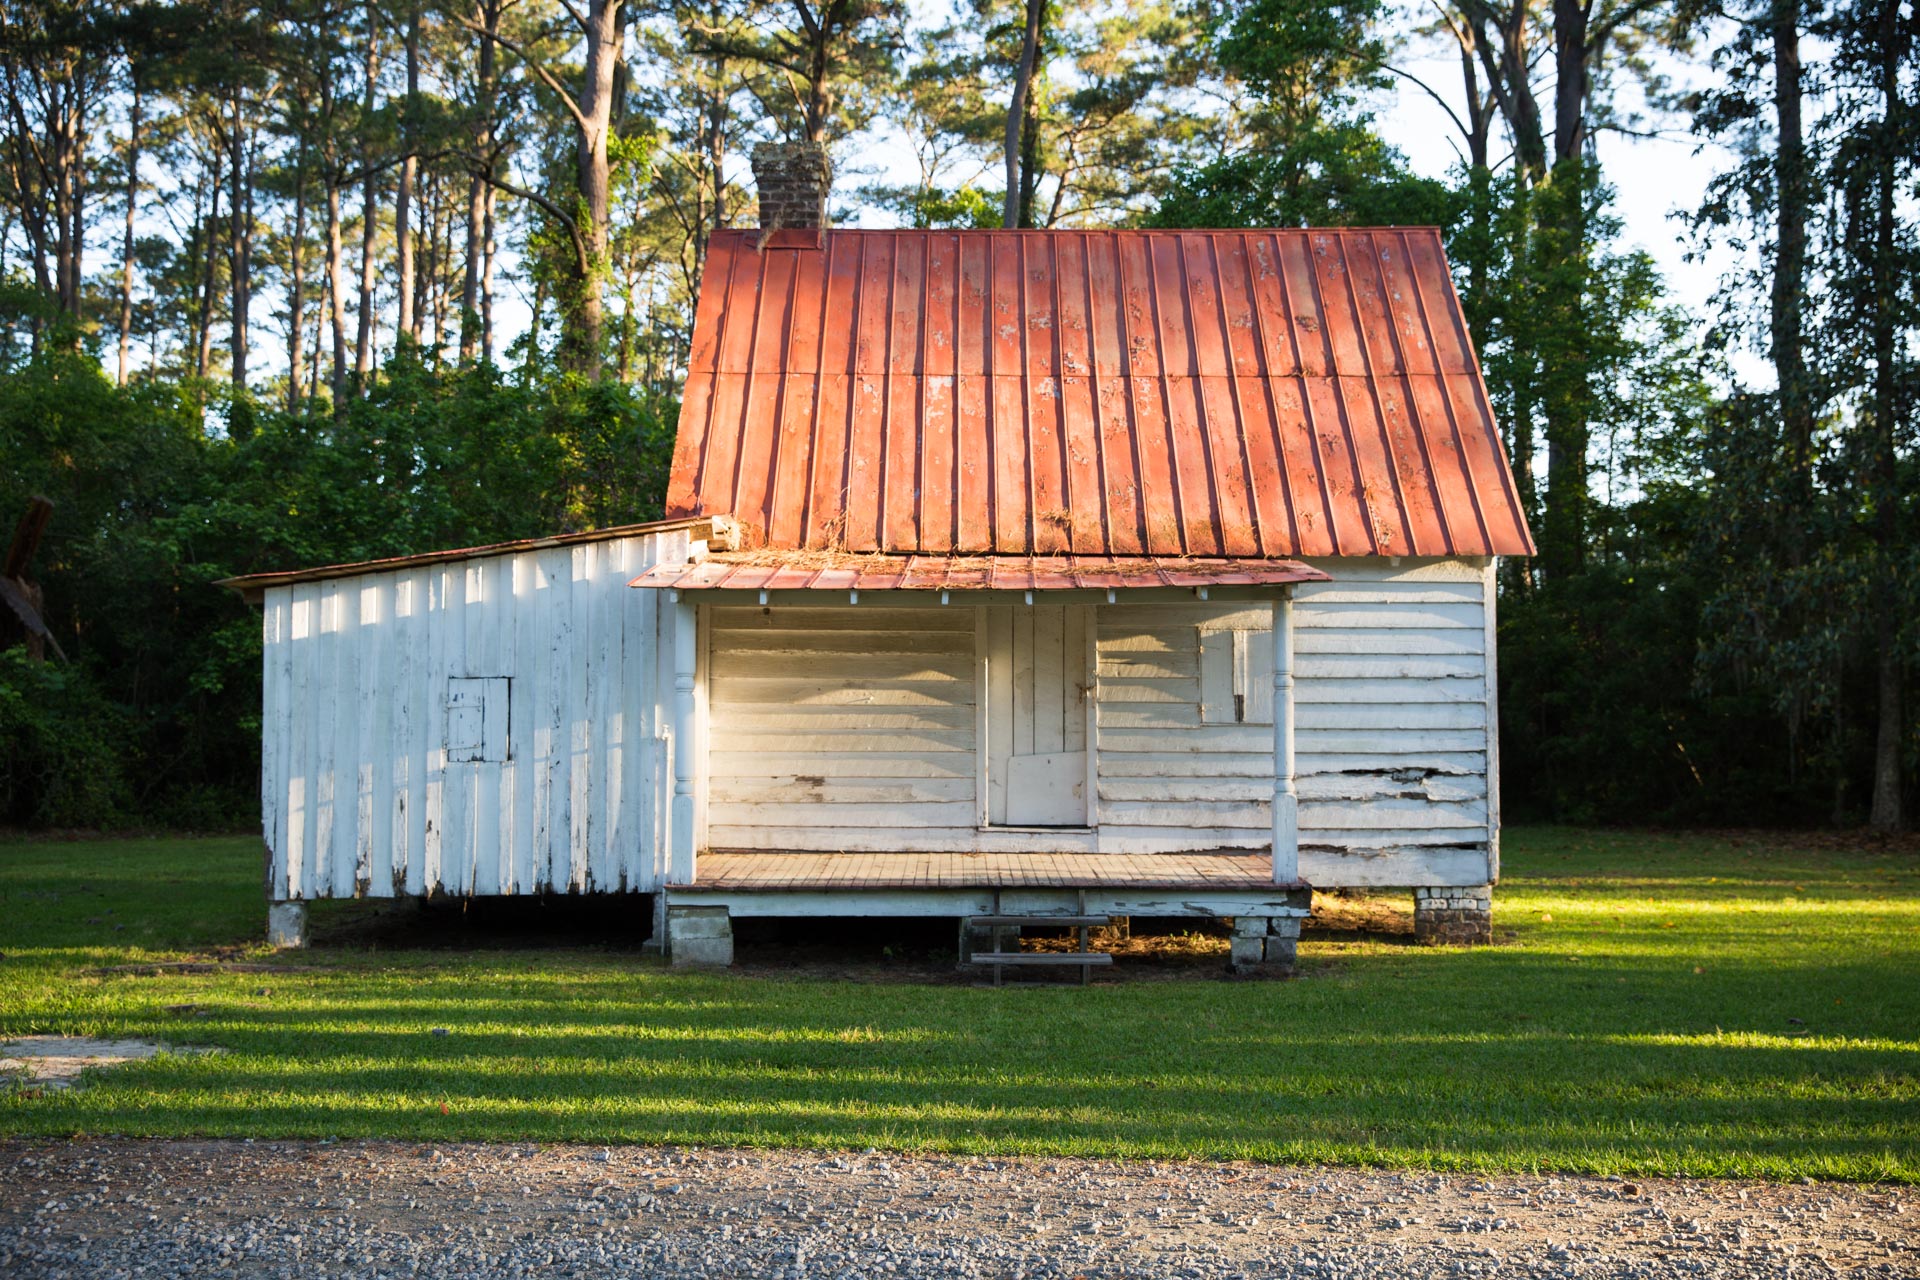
[674,850,1297,891]
[660,850,1313,973]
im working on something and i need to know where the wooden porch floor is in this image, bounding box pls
[674,851,1290,891]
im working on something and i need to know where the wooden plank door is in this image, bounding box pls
[983,605,1091,826]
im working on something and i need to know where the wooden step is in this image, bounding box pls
[966,915,1110,928]
[971,951,1114,967]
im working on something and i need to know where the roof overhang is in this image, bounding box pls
[631,552,1329,604]
[216,516,724,604]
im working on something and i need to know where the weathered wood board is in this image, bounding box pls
[264,547,1499,898]
[261,528,688,899]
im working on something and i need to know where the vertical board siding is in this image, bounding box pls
[982,604,1090,824]
[705,605,979,849]
[262,530,682,899]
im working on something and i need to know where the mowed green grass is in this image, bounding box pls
[1,829,1916,1181]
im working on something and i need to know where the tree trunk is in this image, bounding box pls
[528,274,545,374]
[482,182,497,361]
[355,0,380,382]
[413,166,433,348]
[1472,0,1546,181]
[1866,0,1904,831]
[461,170,484,360]
[1003,0,1042,229]
[1,207,14,367]
[355,173,378,379]
[44,77,88,322]
[117,78,140,385]
[310,278,325,402]
[1537,170,1589,582]
[797,0,838,143]
[617,263,636,383]
[1766,6,1797,491]
[708,58,725,235]
[1771,0,1813,550]
[395,0,419,342]
[1551,0,1590,163]
[704,41,727,271]
[229,93,253,392]
[196,144,222,382]
[288,127,310,411]
[461,0,498,361]
[1533,0,1598,582]
[430,174,449,351]
[564,0,624,376]
[326,176,349,411]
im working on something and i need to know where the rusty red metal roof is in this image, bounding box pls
[632,552,1330,593]
[666,228,1533,559]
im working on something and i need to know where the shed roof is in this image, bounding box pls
[215,515,716,599]
[665,228,1533,560]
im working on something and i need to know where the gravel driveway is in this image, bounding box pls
[1,1138,1911,1279]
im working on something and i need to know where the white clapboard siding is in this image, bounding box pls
[1099,773,1487,805]
[1294,558,1495,886]
[261,528,685,899]
[1093,601,1280,855]
[1296,654,1486,680]
[706,751,977,779]
[1099,752,1281,778]
[1294,626,1484,656]
[709,777,975,804]
[704,604,979,849]
[1091,558,1497,884]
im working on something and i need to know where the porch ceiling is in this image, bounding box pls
[630,552,1329,593]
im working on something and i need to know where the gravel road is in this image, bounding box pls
[1,1138,1912,1279]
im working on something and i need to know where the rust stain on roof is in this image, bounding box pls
[667,228,1534,559]
[632,552,1330,593]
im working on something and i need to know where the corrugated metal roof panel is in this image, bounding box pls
[666,228,1534,559]
[631,552,1330,593]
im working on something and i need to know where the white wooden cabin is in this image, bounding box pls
[226,220,1532,968]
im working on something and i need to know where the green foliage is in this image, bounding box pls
[906,184,1002,229]
[2,829,1917,1181]
[1153,136,1456,230]
[0,344,679,830]
[1683,0,1918,825]
[0,651,133,828]
[1149,0,1451,229]
[1498,543,1809,826]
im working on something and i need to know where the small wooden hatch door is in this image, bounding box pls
[982,605,1092,826]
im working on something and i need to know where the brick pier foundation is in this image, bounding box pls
[1412,886,1492,945]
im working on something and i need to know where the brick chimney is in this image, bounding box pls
[752,140,831,231]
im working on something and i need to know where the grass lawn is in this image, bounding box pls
[1,828,1916,1181]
